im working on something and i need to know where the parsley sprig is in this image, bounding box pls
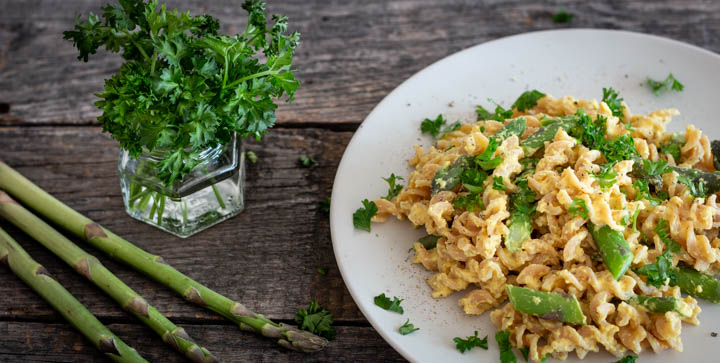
[496,330,517,363]
[635,219,683,287]
[373,293,404,314]
[648,73,684,95]
[592,163,618,190]
[398,319,419,335]
[64,0,300,186]
[453,331,488,353]
[614,354,638,363]
[295,300,336,340]
[382,173,404,200]
[602,87,625,119]
[421,114,461,138]
[352,199,377,232]
[568,197,589,219]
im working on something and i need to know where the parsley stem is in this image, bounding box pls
[123,30,151,61]
[224,70,279,90]
[211,184,226,209]
[150,51,157,76]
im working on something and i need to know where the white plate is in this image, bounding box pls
[330,29,720,363]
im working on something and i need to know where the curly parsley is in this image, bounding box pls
[295,300,336,340]
[352,199,377,232]
[453,331,488,353]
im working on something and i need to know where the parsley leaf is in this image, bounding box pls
[382,173,404,200]
[552,10,574,23]
[512,90,545,112]
[352,199,377,232]
[317,266,328,275]
[421,114,461,138]
[453,331,488,353]
[677,172,707,198]
[519,346,530,361]
[635,219,683,287]
[373,293,404,314]
[647,73,684,95]
[246,151,258,164]
[475,137,502,170]
[453,193,485,212]
[295,300,336,340]
[476,102,514,122]
[318,197,331,214]
[659,141,682,161]
[493,176,507,191]
[299,155,316,167]
[398,319,420,335]
[64,0,301,186]
[633,179,664,205]
[601,134,638,163]
[568,198,589,219]
[613,355,638,363]
[592,163,618,190]
[496,330,517,363]
[602,87,626,119]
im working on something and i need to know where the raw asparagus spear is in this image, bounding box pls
[505,285,586,325]
[588,222,633,280]
[626,295,691,316]
[0,161,328,352]
[671,265,720,303]
[0,192,218,363]
[0,227,147,363]
[431,118,527,194]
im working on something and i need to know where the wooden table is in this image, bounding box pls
[2,1,720,361]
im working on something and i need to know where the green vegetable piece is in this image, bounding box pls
[592,163,618,190]
[613,355,638,363]
[493,176,507,191]
[317,266,328,275]
[552,10,574,23]
[505,285,586,325]
[602,87,625,119]
[588,222,633,280]
[712,139,720,171]
[568,198,589,219]
[246,150,259,164]
[635,219,682,287]
[521,116,579,156]
[519,346,530,361]
[512,91,545,112]
[505,179,536,252]
[398,319,419,335]
[454,330,488,353]
[431,155,472,194]
[496,330,517,363]
[421,114,461,138]
[417,235,441,250]
[374,293,404,314]
[318,197,331,214]
[299,155,316,167]
[352,199,377,232]
[647,73,684,95]
[627,295,691,316]
[671,266,720,303]
[659,138,683,161]
[494,117,527,141]
[476,103,513,122]
[296,300,336,340]
[382,173,404,200]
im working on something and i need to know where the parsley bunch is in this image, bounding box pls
[64,0,300,186]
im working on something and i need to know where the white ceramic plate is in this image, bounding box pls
[330,29,720,363]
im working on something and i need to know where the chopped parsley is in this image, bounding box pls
[568,198,589,219]
[493,176,507,191]
[298,155,316,167]
[633,179,665,206]
[512,90,545,112]
[453,331,488,353]
[519,346,530,361]
[647,73,684,95]
[677,172,707,198]
[352,199,377,232]
[601,134,638,163]
[496,330,517,363]
[317,266,328,275]
[453,192,485,212]
[398,319,419,335]
[373,293,404,314]
[570,110,638,163]
[382,173,404,200]
[659,141,682,161]
[295,300,336,340]
[602,87,625,119]
[318,197,331,214]
[552,10,574,23]
[592,163,618,190]
[246,151,258,164]
[476,102,514,122]
[421,114,461,138]
[613,355,638,363]
[475,137,502,170]
[417,235,441,250]
[635,219,683,287]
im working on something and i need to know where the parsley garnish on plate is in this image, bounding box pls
[613,355,638,363]
[602,87,626,119]
[635,219,683,287]
[421,114,461,138]
[568,198,589,219]
[382,173,404,200]
[352,199,377,232]
[453,330,488,353]
[648,73,684,95]
[299,155,316,167]
[512,90,546,112]
[592,163,618,190]
[295,300,336,340]
[398,319,419,335]
[552,10,574,23]
[496,330,517,363]
[373,293,404,314]
[476,102,514,122]
[492,176,506,191]
[475,137,502,170]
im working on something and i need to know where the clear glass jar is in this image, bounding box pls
[118,134,245,238]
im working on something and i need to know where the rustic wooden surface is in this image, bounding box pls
[2,0,720,362]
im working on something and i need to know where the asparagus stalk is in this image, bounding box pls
[0,227,147,363]
[505,178,536,252]
[588,222,633,280]
[631,156,720,195]
[0,192,219,363]
[493,117,527,141]
[0,161,328,352]
[626,295,691,317]
[671,265,720,303]
[505,285,586,325]
[712,140,720,170]
[520,115,580,156]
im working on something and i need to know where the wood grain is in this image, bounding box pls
[3,0,720,125]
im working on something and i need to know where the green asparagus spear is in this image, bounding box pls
[0,192,219,363]
[505,285,586,325]
[0,227,147,363]
[0,161,328,353]
[671,266,720,303]
[631,156,720,195]
[493,117,527,141]
[712,140,720,171]
[588,222,633,280]
[520,116,580,156]
[505,178,536,252]
[627,295,691,316]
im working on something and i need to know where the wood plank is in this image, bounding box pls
[0,126,367,323]
[0,321,405,362]
[3,0,720,125]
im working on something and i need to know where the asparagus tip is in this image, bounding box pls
[279,323,330,353]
